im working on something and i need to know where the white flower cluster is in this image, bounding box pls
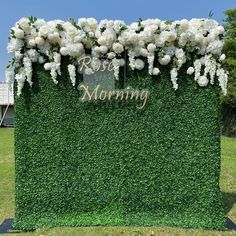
[6,17,228,95]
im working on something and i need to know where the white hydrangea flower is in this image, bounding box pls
[23,57,33,86]
[15,71,26,96]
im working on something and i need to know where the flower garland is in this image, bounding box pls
[6,16,228,96]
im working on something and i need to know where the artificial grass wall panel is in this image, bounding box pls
[14,58,225,230]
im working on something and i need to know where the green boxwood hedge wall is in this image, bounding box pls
[14,57,225,230]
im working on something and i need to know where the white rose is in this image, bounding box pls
[147,43,156,53]
[219,54,226,61]
[35,37,45,46]
[197,76,209,87]
[14,28,24,39]
[112,43,124,54]
[187,67,195,75]
[134,59,145,70]
[158,55,171,65]
[152,68,160,75]
[39,25,50,37]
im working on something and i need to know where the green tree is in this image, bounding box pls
[221,7,236,136]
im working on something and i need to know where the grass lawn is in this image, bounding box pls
[0,128,236,236]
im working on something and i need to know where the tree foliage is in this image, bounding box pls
[222,7,236,107]
[221,7,236,136]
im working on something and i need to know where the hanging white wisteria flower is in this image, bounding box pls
[170,68,178,90]
[68,64,76,86]
[6,16,228,96]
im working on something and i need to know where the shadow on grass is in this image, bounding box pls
[223,192,236,215]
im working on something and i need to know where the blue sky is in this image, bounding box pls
[0,0,235,81]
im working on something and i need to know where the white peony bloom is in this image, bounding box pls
[187,67,195,75]
[158,55,171,65]
[134,59,145,70]
[197,76,209,87]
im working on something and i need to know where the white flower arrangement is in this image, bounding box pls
[6,16,228,95]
